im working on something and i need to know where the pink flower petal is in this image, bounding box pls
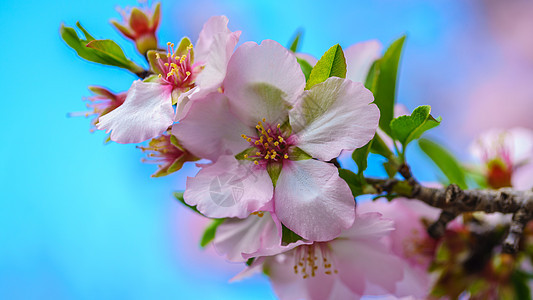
[195,16,241,92]
[213,212,280,262]
[97,80,174,144]
[290,77,379,161]
[332,238,404,296]
[274,159,355,241]
[224,40,306,126]
[344,39,382,83]
[339,212,394,240]
[172,92,254,161]
[184,155,273,218]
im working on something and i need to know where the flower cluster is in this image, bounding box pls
[63,2,533,299]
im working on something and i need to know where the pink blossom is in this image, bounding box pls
[173,40,379,241]
[69,86,126,132]
[233,213,405,300]
[137,133,198,177]
[358,199,441,298]
[469,127,533,189]
[97,16,240,144]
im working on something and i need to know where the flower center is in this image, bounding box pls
[241,118,292,166]
[156,42,198,90]
[293,243,338,279]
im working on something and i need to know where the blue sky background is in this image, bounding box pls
[0,0,526,299]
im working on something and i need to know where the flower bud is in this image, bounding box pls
[111,2,161,55]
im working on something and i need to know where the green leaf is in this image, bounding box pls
[369,133,394,159]
[173,192,204,216]
[364,60,379,91]
[338,168,363,197]
[390,105,441,148]
[200,218,225,248]
[352,140,373,176]
[281,224,304,245]
[370,35,406,136]
[383,160,400,178]
[296,57,313,81]
[288,30,303,53]
[60,23,144,74]
[418,138,468,189]
[305,44,346,90]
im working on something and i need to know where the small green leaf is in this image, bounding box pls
[352,139,373,176]
[296,58,313,81]
[173,192,204,216]
[370,35,406,136]
[418,138,468,189]
[305,44,346,90]
[200,218,225,248]
[76,21,95,41]
[289,147,312,161]
[288,30,303,53]
[338,168,363,197]
[60,23,144,74]
[364,60,379,91]
[281,224,304,245]
[390,105,441,148]
[369,133,394,159]
[383,160,399,178]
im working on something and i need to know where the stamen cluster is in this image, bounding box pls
[241,118,291,166]
[293,244,338,279]
[156,42,197,89]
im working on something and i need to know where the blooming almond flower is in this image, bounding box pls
[97,16,241,144]
[173,40,380,241]
[470,127,533,188]
[69,86,126,132]
[234,213,404,300]
[111,2,161,55]
[358,199,441,299]
[137,133,198,177]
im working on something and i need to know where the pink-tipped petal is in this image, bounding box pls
[172,92,254,161]
[290,77,379,161]
[97,80,174,144]
[184,155,273,218]
[344,39,382,83]
[224,40,306,126]
[274,159,355,241]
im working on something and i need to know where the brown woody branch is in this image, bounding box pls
[366,168,533,254]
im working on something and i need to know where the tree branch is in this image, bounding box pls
[365,176,533,253]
